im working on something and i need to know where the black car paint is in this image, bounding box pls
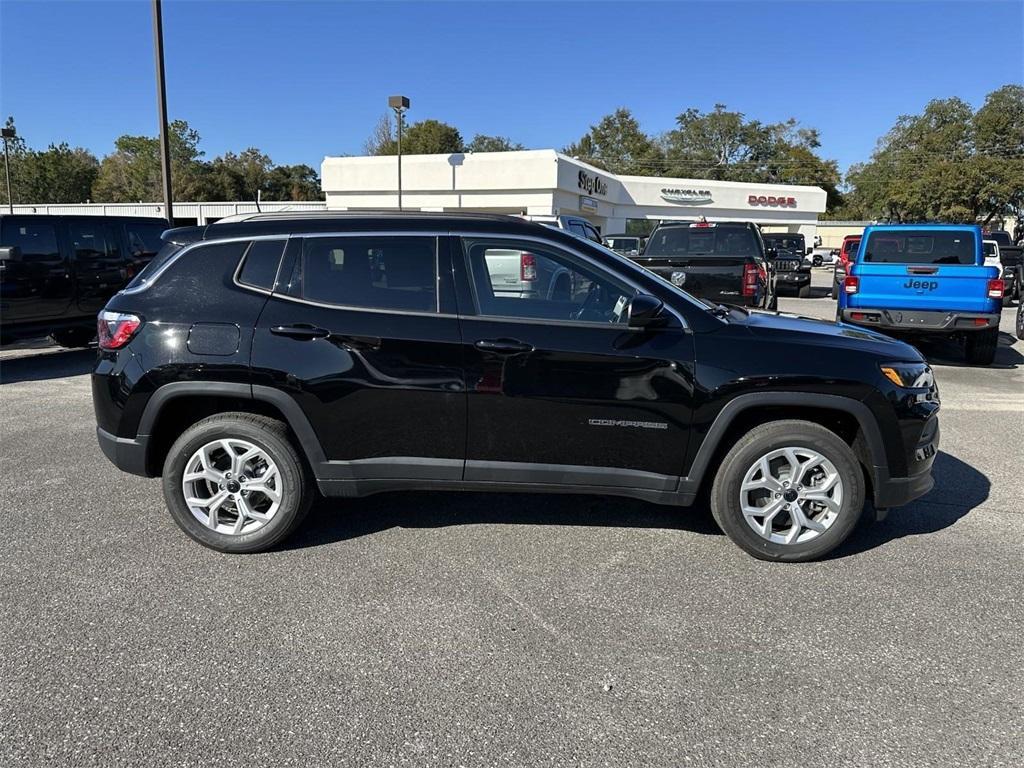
[635,222,776,308]
[1,214,168,342]
[94,213,938,512]
[762,233,811,291]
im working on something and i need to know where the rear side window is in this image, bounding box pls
[863,231,977,265]
[1,220,60,261]
[237,239,286,290]
[125,221,166,260]
[125,241,183,289]
[298,236,437,312]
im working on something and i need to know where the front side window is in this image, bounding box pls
[863,231,977,265]
[1,220,60,261]
[299,236,437,312]
[464,239,636,324]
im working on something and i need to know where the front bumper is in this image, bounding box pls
[840,308,1001,333]
[777,272,811,286]
[97,426,150,477]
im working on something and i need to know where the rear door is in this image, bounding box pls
[250,232,466,482]
[0,216,73,322]
[66,217,127,314]
[851,229,995,312]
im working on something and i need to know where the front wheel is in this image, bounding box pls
[1016,302,1024,340]
[162,413,313,553]
[813,255,823,267]
[964,327,998,366]
[710,420,865,562]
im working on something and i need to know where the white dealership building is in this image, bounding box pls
[321,149,828,241]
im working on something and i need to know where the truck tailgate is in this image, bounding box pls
[640,257,747,301]
[850,263,998,312]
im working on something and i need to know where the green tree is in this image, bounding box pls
[92,119,208,202]
[264,164,323,201]
[563,108,664,175]
[839,89,1023,223]
[369,118,464,155]
[0,117,99,204]
[465,134,525,152]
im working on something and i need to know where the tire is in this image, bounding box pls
[162,412,313,553]
[813,255,823,267]
[50,327,95,348]
[797,283,811,299]
[1002,291,1012,308]
[831,282,838,300]
[710,420,865,562]
[1016,302,1024,340]
[964,327,998,366]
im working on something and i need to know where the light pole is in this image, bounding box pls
[152,0,174,225]
[1,126,15,214]
[388,95,410,210]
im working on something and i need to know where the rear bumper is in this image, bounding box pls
[97,426,150,477]
[840,308,1001,333]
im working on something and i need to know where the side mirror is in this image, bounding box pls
[0,245,22,262]
[806,247,813,255]
[627,294,667,329]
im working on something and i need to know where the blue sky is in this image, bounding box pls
[1,0,1021,176]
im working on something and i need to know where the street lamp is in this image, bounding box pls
[1,126,15,214]
[388,95,410,210]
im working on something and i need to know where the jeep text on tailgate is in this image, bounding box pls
[838,224,1003,365]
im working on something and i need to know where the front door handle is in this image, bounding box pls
[270,324,330,340]
[474,338,534,354]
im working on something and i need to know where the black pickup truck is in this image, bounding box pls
[1,214,167,346]
[762,232,812,298]
[635,221,777,309]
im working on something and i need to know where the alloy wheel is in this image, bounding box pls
[181,439,282,536]
[739,446,843,545]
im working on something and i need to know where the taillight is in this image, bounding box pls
[742,262,759,297]
[844,275,860,294]
[987,278,1004,300]
[97,311,142,350]
[520,252,537,282]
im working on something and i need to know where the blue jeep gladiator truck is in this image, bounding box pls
[838,224,1004,365]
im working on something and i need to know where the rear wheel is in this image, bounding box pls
[162,413,313,553]
[965,327,998,365]
[797,283,811,299]
[1017,301,1024,340]
[813,255,823,267]
[710,420,865,562]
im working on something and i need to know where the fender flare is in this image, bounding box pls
[680,392,888,491]
[137,381,327,468]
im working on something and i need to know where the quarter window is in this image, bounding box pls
[299,236,437,312]
[463,239,636,324]
[238,240,286,290]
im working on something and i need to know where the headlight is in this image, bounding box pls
[879,362,933,389]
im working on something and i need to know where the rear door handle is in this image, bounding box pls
[474,338,534,354]
[270,324,330,340]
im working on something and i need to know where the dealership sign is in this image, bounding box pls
[661,188,713,204]
[578,171,609,196]
[749,195,797,208]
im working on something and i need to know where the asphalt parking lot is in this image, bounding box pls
[1,269,1022,767]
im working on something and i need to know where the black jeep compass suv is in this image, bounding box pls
[93,212,939,562]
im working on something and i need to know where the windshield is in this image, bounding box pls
[607,238,638,249]
[764,235,805,251]
[862,230,977,265]
[645,227,758,257]
[988,232,1012,246]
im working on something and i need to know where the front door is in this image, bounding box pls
[66,218,127,315]
[456,236,695,489]
[250,233,466,482]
